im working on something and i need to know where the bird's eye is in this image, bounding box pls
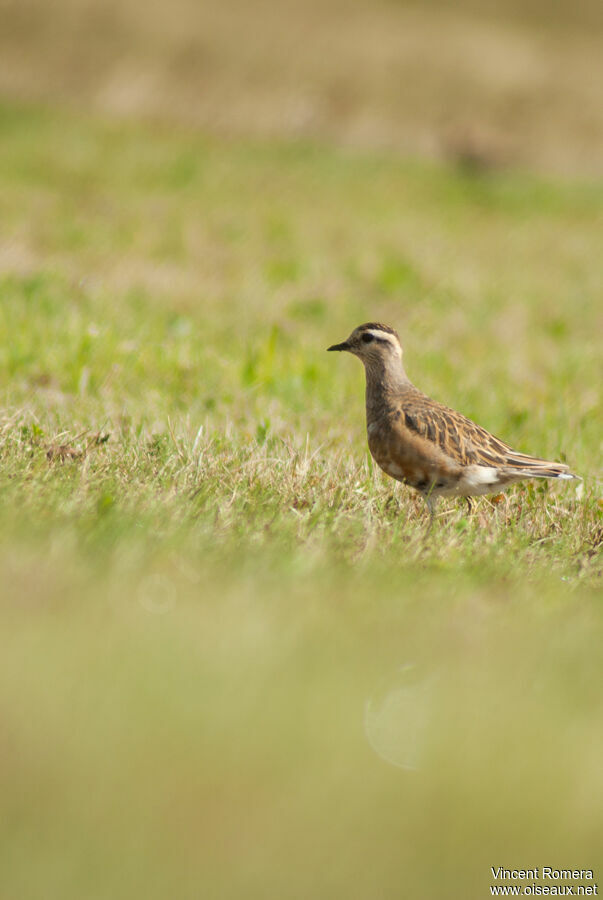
[361,333,374,343]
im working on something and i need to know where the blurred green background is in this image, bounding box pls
[0,2,601,898]
[2,0,603,173]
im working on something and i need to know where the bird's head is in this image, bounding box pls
[327,323,403,366]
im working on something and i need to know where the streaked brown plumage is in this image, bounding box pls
[327,322,577,514]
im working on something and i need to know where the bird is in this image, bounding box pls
[327,322,577,515]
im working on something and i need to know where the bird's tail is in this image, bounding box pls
[501,451,578,481]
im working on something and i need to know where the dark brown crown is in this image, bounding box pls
[357,322,400,340]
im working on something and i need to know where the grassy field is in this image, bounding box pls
[0,103,602,898]
[2,0,603,174]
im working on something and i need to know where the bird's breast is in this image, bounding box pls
[367,418,411,481]
[366,412,461,490]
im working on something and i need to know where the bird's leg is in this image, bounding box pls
[419,492,437,541]
[465,497,473,515]
[422,492,437,519]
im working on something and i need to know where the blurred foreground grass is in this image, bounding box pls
[0,104,602,898]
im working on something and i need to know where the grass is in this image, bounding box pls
[0,103,602,899]
[2,0,603,174]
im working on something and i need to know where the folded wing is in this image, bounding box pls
[400,389,574,479]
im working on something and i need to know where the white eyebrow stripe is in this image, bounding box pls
[367,330,397,342]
